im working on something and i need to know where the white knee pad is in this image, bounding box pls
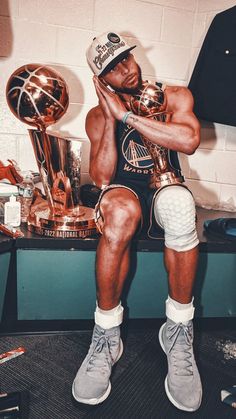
[154,186,199,252]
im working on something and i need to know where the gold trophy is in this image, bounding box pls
[130,81,184,188]
[6,63,97,238]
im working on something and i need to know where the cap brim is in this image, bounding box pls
[99,46,136,76]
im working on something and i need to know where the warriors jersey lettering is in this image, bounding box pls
[114,82,183,187]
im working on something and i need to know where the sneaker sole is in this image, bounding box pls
[72,339,124,405]
[158,323,166,354]
[158,323,201,412]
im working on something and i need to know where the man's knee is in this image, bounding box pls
[154,186,199,252]
[100,195,141,243]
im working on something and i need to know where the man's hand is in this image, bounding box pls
[93,76,114,120]
[93,76,127,121]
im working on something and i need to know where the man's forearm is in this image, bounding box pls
[125,113,198,155]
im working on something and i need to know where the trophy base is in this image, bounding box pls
[27,205,97,238]
[155,172,184,188]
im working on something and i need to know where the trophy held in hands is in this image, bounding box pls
[129,81,184,188]
[6,64,97,238]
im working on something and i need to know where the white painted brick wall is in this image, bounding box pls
[56,28,93,67]
[0,0,235,211]
[94,1,163,41]
[185,178,221,209]
[161,8,194,47]
[138,0,197,11]
[18,0,94,28]
[197,0,235,12]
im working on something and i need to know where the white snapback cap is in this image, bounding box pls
[86,32,136,76]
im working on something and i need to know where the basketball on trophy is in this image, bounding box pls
[6,63,69,129]
[130,81,166,116]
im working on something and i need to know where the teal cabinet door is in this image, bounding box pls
[0,252,11,320]
[17,250,236,320]
[17,250,96,320]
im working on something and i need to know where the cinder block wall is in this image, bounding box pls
[0,0,236,210]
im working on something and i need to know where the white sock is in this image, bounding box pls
[166,296,195,323]
[98,306,120,316]
[95,302,124,329]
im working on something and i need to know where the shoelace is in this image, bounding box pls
[87,333,116,375]
[167,323,193,376]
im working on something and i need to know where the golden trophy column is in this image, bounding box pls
[6,63,97,238]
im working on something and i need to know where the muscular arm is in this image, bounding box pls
[96,81,200,156]
[126,87,200,155]
[85,107,118,188]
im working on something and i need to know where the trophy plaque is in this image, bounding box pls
[130,81,184,188]
[6,63,97,238]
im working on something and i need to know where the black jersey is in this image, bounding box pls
[113,83,183,189]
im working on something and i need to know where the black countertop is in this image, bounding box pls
[0,234,13,254]
[0,208,236,253]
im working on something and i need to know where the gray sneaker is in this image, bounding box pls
[72,324,123,405]
[159,319,202,412]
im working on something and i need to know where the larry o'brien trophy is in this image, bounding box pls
[130,81,184,188]
[6,63,97,238]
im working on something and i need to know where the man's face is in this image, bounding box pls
[101,54,142,95]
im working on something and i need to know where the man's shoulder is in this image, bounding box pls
[165,85,193,110]
[166,85,190,97]
[86,105,104,123]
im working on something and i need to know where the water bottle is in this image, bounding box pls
[18,172,35,222]
[4,194,21,227]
